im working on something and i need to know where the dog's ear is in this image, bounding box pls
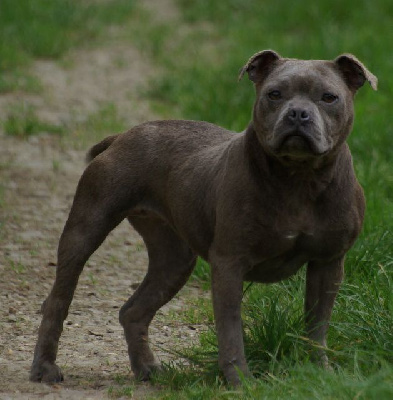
[334,54,378,92]
[238,50,281,83]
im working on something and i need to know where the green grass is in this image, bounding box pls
[3,100,127,141]
[150,364,393,400]
[117,0,393,398]
[68,102,127,149]
[3,102,65,137]
[0,0,136,92]
[191,258,211,290]
[148,272,393,399]
[108,382,135,398]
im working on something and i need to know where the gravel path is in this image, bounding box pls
[0,10,202,397]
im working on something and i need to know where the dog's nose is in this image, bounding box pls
[287,108,310,123]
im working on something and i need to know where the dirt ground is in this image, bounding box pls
[0,6,203,399]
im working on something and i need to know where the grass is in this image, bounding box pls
[191,258,211,290]
[68,102,127,149]
[150,364,393,400]
[121,0,393,398]
[108,385,135,398]
[3,102,65,137]
[0,0,136,93]
[2,100,127,141]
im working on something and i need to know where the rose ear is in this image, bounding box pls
[238,50,281,82]
[334,54,378,92]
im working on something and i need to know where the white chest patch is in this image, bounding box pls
[284,231,300,240]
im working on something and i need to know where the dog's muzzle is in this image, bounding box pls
[270,106,328,158]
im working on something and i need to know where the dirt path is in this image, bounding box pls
[0,5,202,399]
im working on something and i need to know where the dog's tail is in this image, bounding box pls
[86,134,119,163]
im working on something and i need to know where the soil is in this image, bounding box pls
[0,4,204,398]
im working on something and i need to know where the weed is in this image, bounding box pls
[179,297,213,325]
[87,272,98,286]
[108,381,135,398]
[0,71,42,94]
[0,183,5,209]
[69,103,126,149]
[8,260,26,275]
[3,103,65,137]
[191,258,211,289]
[52,159,61,173]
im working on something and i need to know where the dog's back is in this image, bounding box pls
[87,120,233,163]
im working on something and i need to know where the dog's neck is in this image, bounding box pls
[243,123,347,198]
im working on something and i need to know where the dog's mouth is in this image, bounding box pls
[271,129,327,159]
[281,134,311,152]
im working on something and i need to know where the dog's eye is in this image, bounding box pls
[268,90,282,100]
[322,93,338,103]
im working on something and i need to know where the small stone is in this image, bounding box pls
[88,330,103,337]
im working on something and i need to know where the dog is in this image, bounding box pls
[30,50,377,386]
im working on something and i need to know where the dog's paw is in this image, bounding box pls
[317,354,332,371]
[309,348,332,370]
[133,362,162,381]
[30,361,64,383]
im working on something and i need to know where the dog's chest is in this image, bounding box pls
[270,220,349,256]
[245,227,348,283]
[281,227,346,256]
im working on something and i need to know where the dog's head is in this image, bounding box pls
[239,50,377,164]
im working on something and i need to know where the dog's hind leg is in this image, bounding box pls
[30,160,128,383]
[120,215,197,381]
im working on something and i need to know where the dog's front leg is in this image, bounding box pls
[305,257,344,367]
[211,259,250,386]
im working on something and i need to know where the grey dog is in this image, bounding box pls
[30,50,377,386]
